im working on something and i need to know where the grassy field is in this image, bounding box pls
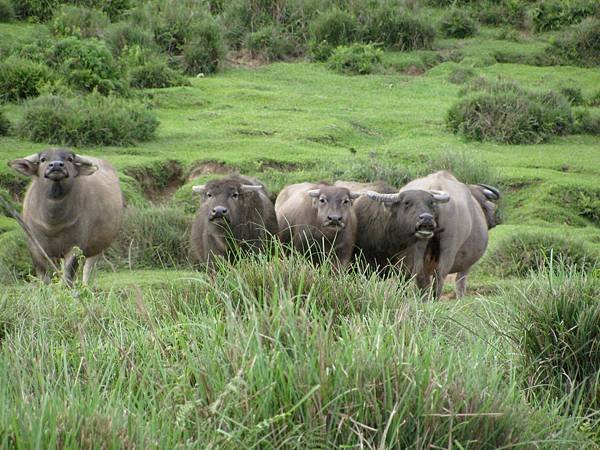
[1,7,600,448]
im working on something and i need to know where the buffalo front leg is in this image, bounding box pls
[82,255,99,285]
[63,250,79,286]
[455,270,469,298]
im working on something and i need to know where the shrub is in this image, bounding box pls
[447,80,573,144]
[361,6,435,51]
[528,0,600,32]
[0,56,53,102]
[18,93,159,146]
[327,43,382,75]
[104,21,157,56]
[0,0,15,22]
[106,206,191,269]
[0,109,11,135]
[506,267,600,414]
[129,58,190,89]
[246,25,295,61]
[447,65,475,84]
[546,17,600,67]
[573,109,600,136]
[486,231,598,277]
[51,5,109,39]
[439,9,478,38]
[560,86,584,105]
[308,8,360,61]
[476,0,528,28]
[12,0,58,21]
[181,18,225,75]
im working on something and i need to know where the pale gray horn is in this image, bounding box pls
[366,191,402,203]
[192,185,205,193]
[308,189,321,198]
[24,153,40,162]
[241,184,263,192]
[350,191,361,199]
[430,190,450,203]
[478,183,501,200]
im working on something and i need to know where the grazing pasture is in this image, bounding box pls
[0,0,599,447]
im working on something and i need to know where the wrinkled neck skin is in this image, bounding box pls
[33,177,79,228]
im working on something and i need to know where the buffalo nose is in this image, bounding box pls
[48,161,65,170]
[327,214,342,222]
[212,206,228,218]
[418,213,434,222]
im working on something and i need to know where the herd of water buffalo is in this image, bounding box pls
[8,148,501,298]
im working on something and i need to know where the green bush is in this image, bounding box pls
[327,43,382,75]
[574,109,600,136]
[476,0,528,28]
[18,93,159,146]
[0,56,53,102]
[246,25,295,61]
[308,8,359,61]
[447,80,573,144]
[0,109,11,135]
[507,267,600,414]
[181,18,225,75]
[106,206,191,268]
[486,231,598,277]
[560,86,584,105]
[0,0,15,22]
[51,4,109,39]
[129,58,190,89]
[546,17,600,67]
[12,0,59,21]
[439,9,478,38]
[104,21,157,56]
[528,0,600,32]
[447,65,475,84]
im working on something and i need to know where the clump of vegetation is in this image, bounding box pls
[560,86,584,105]
[447,65,475,84]
[0,56,53,103]
[507,267,600,414]
[439,9,478,38]
[486,231,598,277]
[546,17,600,67]
[181,18,225,75]
[308,8,359,61]
[129,58,190,89]
[0,0,15,22]
[447,79,573,144]
[0,229,31,283]
[327,43,382,75]
[528,0,600,32]
[334,153,420,187]
[106,206,191,269]
[246,25,295,62]
[17,93,159,146]
[104,21,157,56]
[0,109,11,135]
[573,109,600,136]
[51,4,110,39]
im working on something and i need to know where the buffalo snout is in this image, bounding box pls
[210,206,229,220]
[415,212,436,239]
[45,160,68,180]
[326,214,344,226]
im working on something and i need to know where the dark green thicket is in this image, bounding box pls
[128,58,189,89]
[0,56,53,103]
[546,18,600,67]
[308,8,359,61]
[246,25,296,61]
[13,0,130,22]
[17,93,159,146]
[103,21,157,57]
[447,79,573,144]
[529,0,600,32]
[485,231,598,277]
[0,0,15,22]
[573,109,600,136]
[50,4,109,38]
[439,9,478,38]
[0,109,11,135]
[327,43,383,75]
[507,268,600,414]
[181,17,225,75]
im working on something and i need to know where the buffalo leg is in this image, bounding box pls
[433,252,456,299]
[63,250,79,286]
[455,270,469,298]
[82,255,99,285]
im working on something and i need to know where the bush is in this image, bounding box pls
[327,43,383,75]
[181,18,225,75]
[106,206,191,269]
[0,56,53,102]
[546,18,600,67]
[507,267,600,414]
[12,0,58,21]
[246,25,295,62]
[560,86,584,105]
[51,5,109,39]
[528,0,600,32]
[447,65,475,84]
[17,93,159,146]
[447,80,573,144]
[129,58,190,89]
[104,21,157,56]
[361,6,435,51]
[476,0,528,28]
[0,109,11,135]
[573,109,600,136]
[308,8,360,61]
[0,0,15,22]
[439,9,478,38]
[486,231,598,277]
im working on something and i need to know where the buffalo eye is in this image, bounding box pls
[404,201,411,207]
[40,156,46,162]
[319,197,326,204]
[342,198,350,206]
[67,155,74,162]
[206,192,213,198]
[232,192,239,199]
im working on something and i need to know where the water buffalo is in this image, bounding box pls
[275,183,359,268]
[8,148,123,284]
[190,176,278,265]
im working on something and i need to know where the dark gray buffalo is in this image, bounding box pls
[336,171,500,298]
[190,176,278,264]
[9,148,123,284]
[275,183,359,268]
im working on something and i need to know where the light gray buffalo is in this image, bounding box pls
[275,183,359,268]
[190,176,278,264]
[336,171,500,297]
[9,148,123,284]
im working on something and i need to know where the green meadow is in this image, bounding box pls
[0,1,599,447]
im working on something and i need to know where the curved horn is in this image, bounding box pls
[350,191,361,200]
[73,155,95,166]
[192,185,205,193]
[241,184,263,192]
[24,153,40,162]
[477,183,501,200]
[430,190,450,203]
[366,191,402,203]
[73,154,98,176]
[307,189,321,198]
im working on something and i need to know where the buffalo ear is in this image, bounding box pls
[73,155,98,176]
[8,156,39,177]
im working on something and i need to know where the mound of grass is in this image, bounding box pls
[129,58,190,89]
[0,109,11,135]
[0,56,53,103]
[308,8,360,61]
[246,25,296,62]
[447,65,476,84]
[574,109,600,136]
[327,43,382,75]
[546,17,600,67]
[506,267,600,414]
[485,231,598,278]
[439,9,478,38]
[447,79,573,144]
[0,229,31,283]
[51,4,110,39]
[17,93,158,146]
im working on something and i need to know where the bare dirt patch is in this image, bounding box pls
[187,161,234,180]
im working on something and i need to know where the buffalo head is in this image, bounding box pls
[193,179,263,225]
[307,185,360,230]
